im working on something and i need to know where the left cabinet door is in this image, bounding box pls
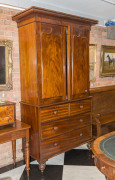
[36,23,67,105]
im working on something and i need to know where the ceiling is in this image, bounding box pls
[1,0,115,25]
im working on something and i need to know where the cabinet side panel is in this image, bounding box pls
[18,23,38,104]
[21,103,40,160]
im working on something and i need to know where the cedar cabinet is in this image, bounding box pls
[12,7,97,172]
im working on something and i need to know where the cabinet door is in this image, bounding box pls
[36,23,67,105]
[69,26,89,100]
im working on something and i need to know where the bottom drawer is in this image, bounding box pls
[40,126,92,160]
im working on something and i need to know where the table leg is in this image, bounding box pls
[22,137,25,160]
[12,140,16,168]
[25,130,30,177]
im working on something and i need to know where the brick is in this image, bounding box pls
[4,20,11,25]
[0,30,4,35]
[4,31,12,37]
[0,9,4,14]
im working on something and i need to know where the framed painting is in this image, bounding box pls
[89,44,96,81]
[0,40,13,90]
[101,45,115,76]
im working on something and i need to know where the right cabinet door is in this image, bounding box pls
[69,26,90,100]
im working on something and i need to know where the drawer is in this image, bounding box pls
[40,126,92,160]
[41,112,91,140]
[70,99,91,116]
[94,157,114,179]
[0,105,14,125]
[0,105,14,117]
[40,104,69,122]
[0,116,14,125]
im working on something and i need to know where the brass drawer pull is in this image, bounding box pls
[80,133,83,137]
[54,143,58,147]
[53,126,58,131]
[53,110,57,115]
[101,166,105,170]
[79,119,83,122]
[8,118,11,122]
[85,89,88,92]
[80,105,83,109]
[92,155,95,159]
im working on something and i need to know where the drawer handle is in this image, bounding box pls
[54,110,57,115]
[54,143,58,147]
[80,133,83,137]
[101,166,105,171]
[85,89,88,92]
[53,126,58,131]
[80,105,83,109]
[8,118,10,122]
[79,119,83,122]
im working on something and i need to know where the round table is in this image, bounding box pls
[92,131,115,180]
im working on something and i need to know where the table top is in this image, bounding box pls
[92,131,115,167]
[0,120,30,136]
[100,134,115,160]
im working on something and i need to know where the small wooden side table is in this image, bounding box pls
[92,131,115,180]
[0,120,31,177]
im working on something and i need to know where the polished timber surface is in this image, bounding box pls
[99,134,115,160]
[0,145,105,180]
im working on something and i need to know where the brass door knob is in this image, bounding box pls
[80,105,83,109]
[101,166,105,170]
[79,119,83,122]
[54,110,57,115]
[80,133,83,137]
[53,126,58,131]
[54,143,58,147]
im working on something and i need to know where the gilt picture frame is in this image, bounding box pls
[0,40,13,90]
[89,44,96,81]
[101,45,115,76]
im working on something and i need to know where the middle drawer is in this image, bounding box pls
[41,112,91,140]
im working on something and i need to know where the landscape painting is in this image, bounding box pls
[101,46,115,76]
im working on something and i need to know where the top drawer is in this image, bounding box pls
[70,99,91,116]
[40,104,69,122]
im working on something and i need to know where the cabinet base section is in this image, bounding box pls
[30,137,93,172]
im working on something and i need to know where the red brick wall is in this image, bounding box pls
[90,26,115,88]
[0,6,115,168]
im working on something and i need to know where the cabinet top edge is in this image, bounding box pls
[12,6,98,25]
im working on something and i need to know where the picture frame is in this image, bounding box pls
[89,44,96,81]
[0,40,13,91]
[101,45,115,76]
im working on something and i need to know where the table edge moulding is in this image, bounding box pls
[12,6,98,172]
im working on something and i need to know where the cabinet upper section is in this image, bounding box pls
[12,7,97,106]
[12,6,98,27]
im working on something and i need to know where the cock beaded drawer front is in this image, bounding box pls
[0,101,16,126]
